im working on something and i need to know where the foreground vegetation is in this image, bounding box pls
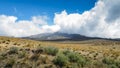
[0,36,120,68]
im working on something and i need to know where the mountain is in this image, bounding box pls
[22,32,104,41]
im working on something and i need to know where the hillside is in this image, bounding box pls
[0,36,120,68]
[23,32,102,41]
[23,32,120,41]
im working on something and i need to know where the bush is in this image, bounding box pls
[53,53,69,67]
[40,56,48,64]
[2,41,5,43]
[70,63,79,68]
[8,47,18,54]
[63,50,87,67]
[0,52,7,60]
[115,60,120,67]
[92,61,107,68]
[18,51,26,58]
[29,54,39,61]
[63,49,71,55]
[33,46,44,54]
[44,46,59,56]
[108,64,118,68]
[102,57,119,68]
[68,52,87,67]
[5,58,15,68]
[102,57,114,65]
[0,52,7,57]
[13,42,17,45]
[67,52,80,62]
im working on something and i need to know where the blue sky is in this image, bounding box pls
[0,0,97,25]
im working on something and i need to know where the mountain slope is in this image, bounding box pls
[23,32,103,41]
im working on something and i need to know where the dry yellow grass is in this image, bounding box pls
[0,36,120,58]
[0,36,120,68]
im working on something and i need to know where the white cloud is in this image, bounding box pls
[54,0,120,38]
[32,16,48,25]
[41,25,60,33]
[0,0,120,38]
[0,15,60,37]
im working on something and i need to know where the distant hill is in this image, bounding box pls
[22,32,109,41]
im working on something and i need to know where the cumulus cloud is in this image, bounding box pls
[0,0,120,38]
[0,15,60,37]
[105,0,120,22]
[32,16,48,25]
[54,0,120,38]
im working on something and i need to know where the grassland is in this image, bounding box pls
[0,36,120,68]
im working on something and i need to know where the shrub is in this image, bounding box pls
[53,53,69,67]
[29,54,39,61]
[67,52,80,62]
[0,55,5,60]
[2,41,5,43]
[40,56,48,64]
[115,60,120,67]
[44,46,59,56]
[63,50,87,67]
[68,52,87,67]
[33,46,44,54]
[70,63,79,68]
[102,57,114,65]
[0,52,7,57]
[8,47,18,54]
[0,52,7,60]
[108,64,118,68]
[18,51,26,58]
[102,57,119,68]
[6,39,10,42]
[92,61,107,68]
[5,58,15,68]
[13,42,17,45]
[63,49,71,55]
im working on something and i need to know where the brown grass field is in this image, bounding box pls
[0,36,120,68]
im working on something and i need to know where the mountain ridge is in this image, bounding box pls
[22,32,118,41]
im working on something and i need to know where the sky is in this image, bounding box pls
[0,0,120,38]
[0,0,97,24]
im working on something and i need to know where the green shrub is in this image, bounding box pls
[5,58,15,68]
[68,52,87,67]
[44,46,59,56]
[70,63,79,68]
[63,49,71,55]
[102,57,119,68]
[102,57,114,65]
[0,52,7,60]
[8,47,18,54]
[67,52,80,62]
[0,52,7,57]
[108,64,118,68]
[92,61,107,68]
[115,60,120,67]
[53,53,69,67]
[0,55,5,60]
[63,50,87,67]
[18,51,26,58]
